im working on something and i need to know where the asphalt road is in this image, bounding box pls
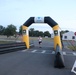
[0,40,76,75]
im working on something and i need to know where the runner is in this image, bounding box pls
[38,36,42,48]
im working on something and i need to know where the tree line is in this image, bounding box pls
[0,24,16,37]
[0,24,69,37]
[29,28,51,37]
[0,24,51,37]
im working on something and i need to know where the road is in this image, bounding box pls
[0,40,76,75]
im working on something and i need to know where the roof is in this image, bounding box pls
[63,31,75,36]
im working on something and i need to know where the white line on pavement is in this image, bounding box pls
[73,52,76,56]
[22,49,27,52]
[52,51,55,54]
[31,50,37,53]
[41,50,46,53]
[71,60,76,74]
[63,52,66,55]
[21,49,76,56]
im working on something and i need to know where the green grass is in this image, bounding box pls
[29,37,53,41]
[0,36,53,44]
[0,41,14,44]
[68,46,76,51]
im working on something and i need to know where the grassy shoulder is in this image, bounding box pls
[68,46,76,51]
[0,36,53,44]
[29,37,53,41]
[0,41,14,44]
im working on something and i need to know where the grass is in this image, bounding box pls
[0,41,14,44]
[68,46,76,51]
[0,35,53,41]
[0,35,53,44]
[29,37,53,41]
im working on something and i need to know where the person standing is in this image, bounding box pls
[38,36,42,48]
[60,32,64,48]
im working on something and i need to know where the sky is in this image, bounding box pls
[0,0,76,33]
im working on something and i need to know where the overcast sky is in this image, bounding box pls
[0,0,76,33]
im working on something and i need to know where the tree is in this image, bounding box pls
[29,28,44,37]
[44,31,51,37]
[20,27,51,37]
[65,30,69,33]
[29,28,35,36]
[4,24,17,37]
[34,30,39,37]
[19,25,22,35]
[60,30,69,35]
[38,31,44,37]
[0,25,5,35]
[60,30,65,35]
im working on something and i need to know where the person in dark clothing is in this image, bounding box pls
[60,32,64,48]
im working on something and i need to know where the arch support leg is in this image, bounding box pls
[54,45,65,68]
[22,26,29,49]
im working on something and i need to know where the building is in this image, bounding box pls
[51,31,76,41]
[62,31,76,41]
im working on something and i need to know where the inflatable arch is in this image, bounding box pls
[22,16,65,68]
[22,16,62,50]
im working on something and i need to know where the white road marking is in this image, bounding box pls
[41,50,46,53]
[21,49,76,56]
[31,50,37,53]
[22,49,27,52]
[71,60,76,74]
[73,52,76,56]
[52,51,55,54]
[63,52,66,55]
[30,44,34,46]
